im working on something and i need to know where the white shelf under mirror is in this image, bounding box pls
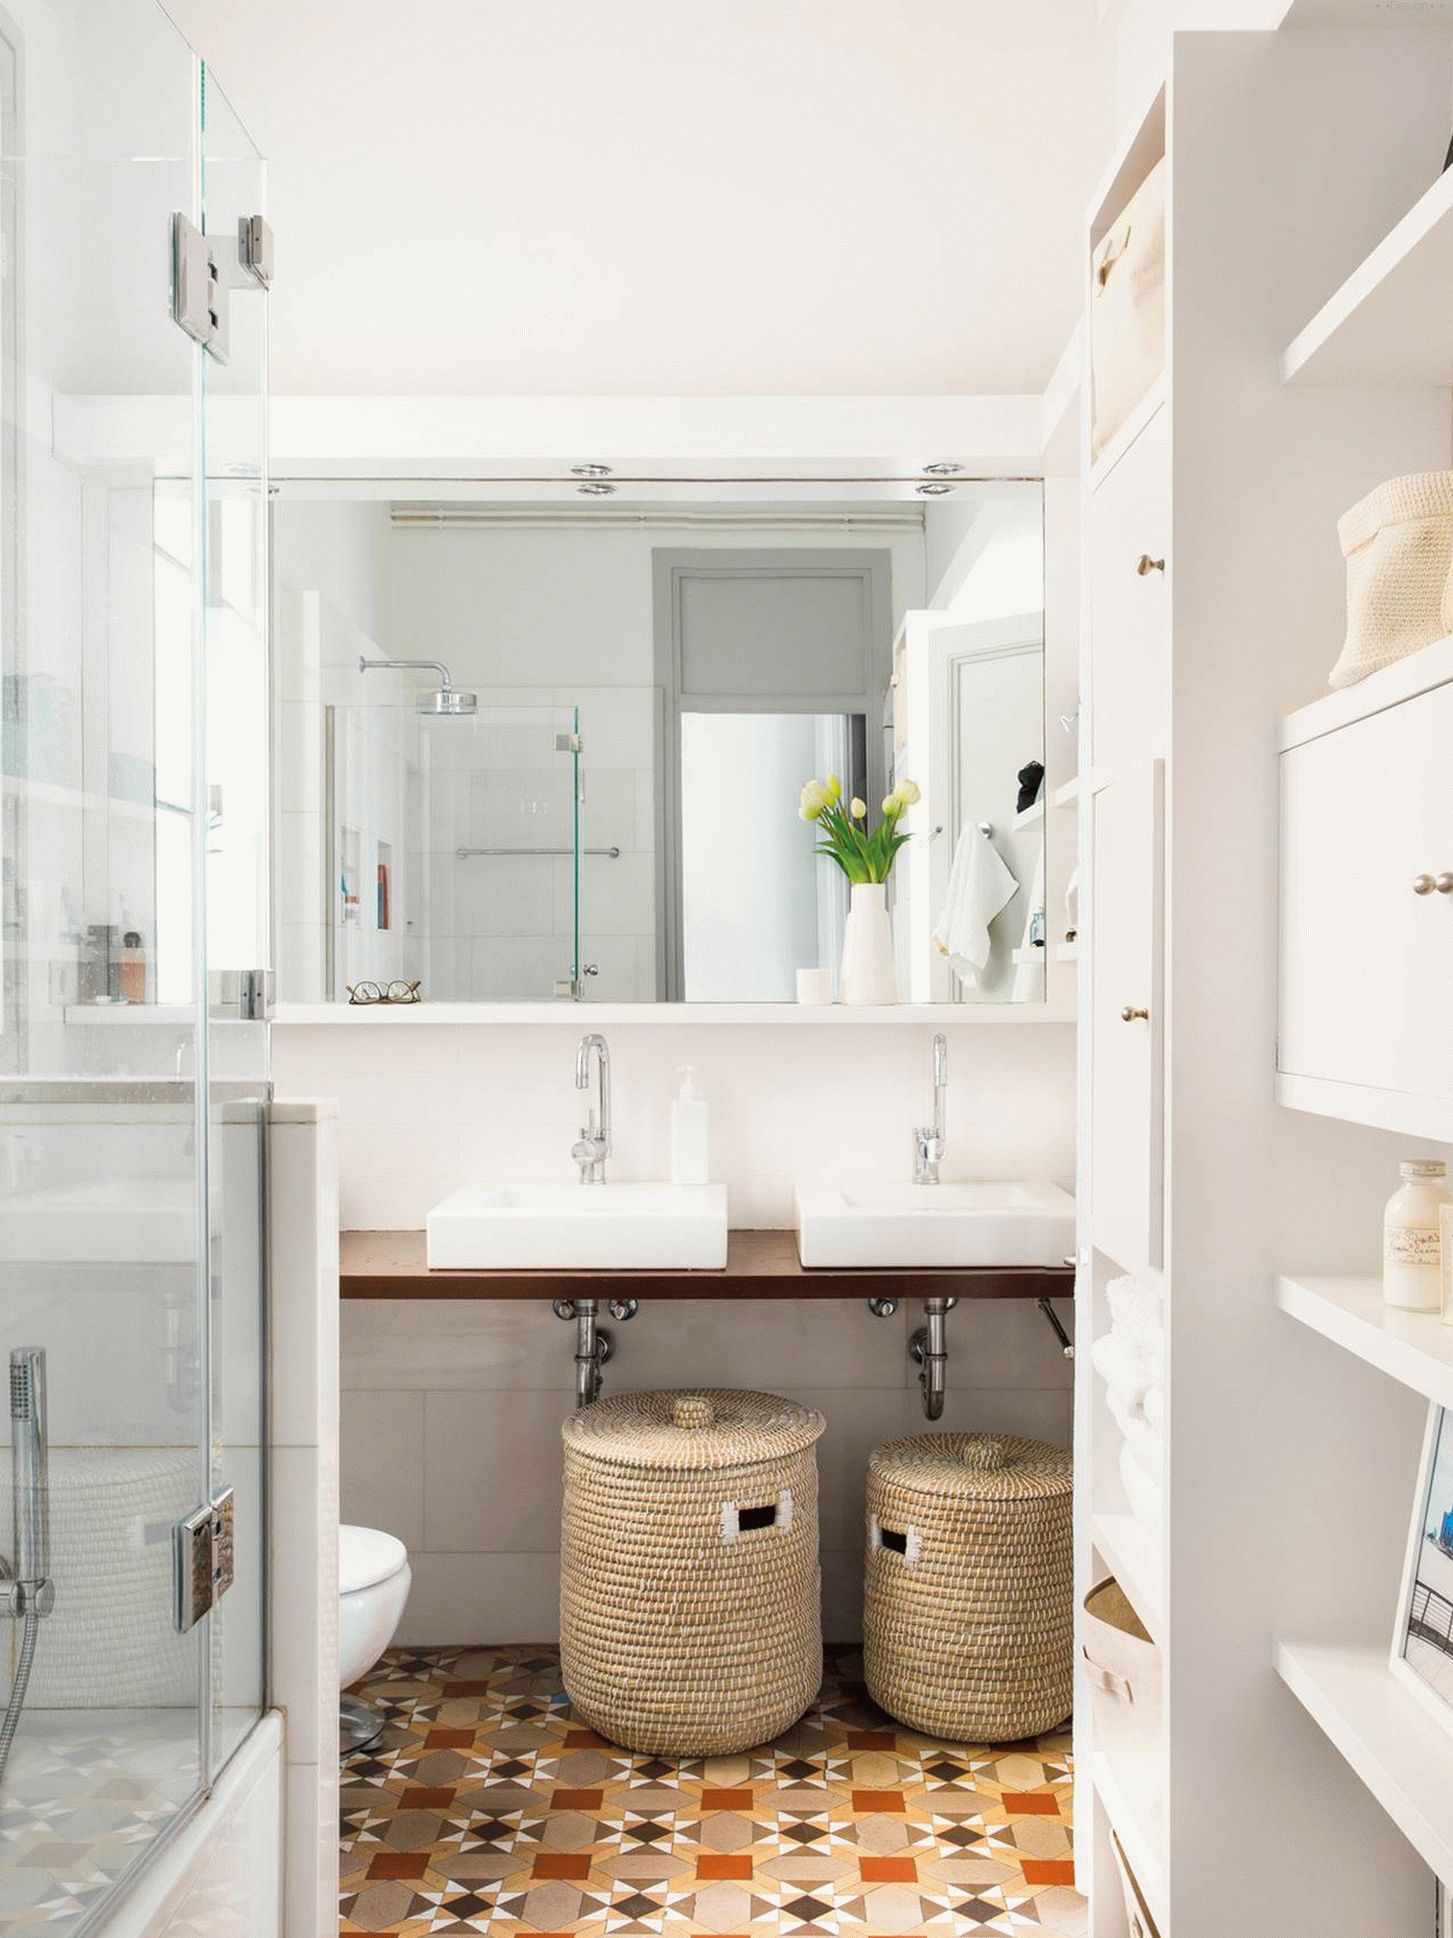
[272,1001,1077,1028]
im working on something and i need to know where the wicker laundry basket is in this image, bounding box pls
[864,1432,1073,1743]
[560,1388,825,1755]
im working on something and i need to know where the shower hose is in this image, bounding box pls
[0,1603,39,1784]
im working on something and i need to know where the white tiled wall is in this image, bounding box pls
[272,1015,1076,1643]
[266,1100,340,1938]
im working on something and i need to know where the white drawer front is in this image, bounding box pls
[1089,406,1169,779]
[1281,681,1453,1103]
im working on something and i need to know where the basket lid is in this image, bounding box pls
[562,1387,825,1469]
[870,1432,1071,1501]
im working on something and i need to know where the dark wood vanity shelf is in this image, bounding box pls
[340,1228,1074,1301]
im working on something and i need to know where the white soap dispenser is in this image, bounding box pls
[670,1066,710,1186]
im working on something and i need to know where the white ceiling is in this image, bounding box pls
[164,0,1114,399]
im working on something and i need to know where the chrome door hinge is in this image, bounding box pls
[172,214,229,362]
[555,732,582,753]
[239,214,273,287]
[174,1487,236,1633]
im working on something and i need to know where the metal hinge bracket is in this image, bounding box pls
[239,213,273,287]
[555,731,582,753]
[173,1487,236,1633]
[171,214,229,362]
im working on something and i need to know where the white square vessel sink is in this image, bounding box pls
[793,1179,1076,1269]
[426,1181,730,1271]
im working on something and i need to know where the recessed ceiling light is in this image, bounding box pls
[577,481,617,496]
[916,481,954,496]
[571,463,613,477]
[922,461,964,476]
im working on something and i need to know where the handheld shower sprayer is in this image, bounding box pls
[8,1349,52,1618]
[0,1346,54,1786]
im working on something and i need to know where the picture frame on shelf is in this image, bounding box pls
[1392,1403,1453,1732]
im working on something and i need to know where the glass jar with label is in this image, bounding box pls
[1384,1159,1451,1312]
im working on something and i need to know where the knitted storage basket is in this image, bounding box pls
[1330,470,1453,690]
[560,1388,825,1756]
[864,1432,1073,1743]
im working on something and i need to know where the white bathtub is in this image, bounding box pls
[100,1714,283,1938]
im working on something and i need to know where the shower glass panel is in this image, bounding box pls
[0,3,268,1929]
[200,64,269,1773]
[327,702,581,1000]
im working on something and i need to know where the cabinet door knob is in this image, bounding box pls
[1136,554,1165,576]
[1414,874,1438,895]
[1439,874,1453,895]
[1120,1005,1150,1022]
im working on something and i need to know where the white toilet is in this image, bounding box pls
[339,1524,412,1751]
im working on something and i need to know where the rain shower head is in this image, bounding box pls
[357,656,478,717]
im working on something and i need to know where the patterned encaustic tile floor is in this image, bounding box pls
[340,1646,1083,1937]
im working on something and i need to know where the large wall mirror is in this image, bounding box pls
[274,478,1051,1005]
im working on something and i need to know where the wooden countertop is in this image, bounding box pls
[339,1229,1074,1301]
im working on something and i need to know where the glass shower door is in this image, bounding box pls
[0,1,209,1928]
[0,3,271,1928]
[199,62,269,1777]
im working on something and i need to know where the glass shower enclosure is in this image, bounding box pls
[0,3,269,1929]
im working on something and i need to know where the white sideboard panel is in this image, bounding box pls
[1090,760,1164,1274]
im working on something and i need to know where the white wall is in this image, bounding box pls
[273,499,392,647]
[925,482,1044,618]
[272,1013,1075,1641]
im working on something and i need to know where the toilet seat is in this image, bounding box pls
[341,1524,407,1595]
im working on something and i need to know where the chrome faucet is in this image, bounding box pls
[572,1034,611,1184]
[913,1033,947,1185]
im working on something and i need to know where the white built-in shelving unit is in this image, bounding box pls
[1280,163,1453,389]
[1072,19,1453,1936]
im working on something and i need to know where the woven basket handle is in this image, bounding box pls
[672,1395,713,1430]
[961,1435,1009,1471]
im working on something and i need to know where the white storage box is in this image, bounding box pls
[1082,1576,1163,1819]
[1091,158,1166,460]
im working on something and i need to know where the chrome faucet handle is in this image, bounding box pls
[573,1127,608,1183]
[913,1125,942,1185]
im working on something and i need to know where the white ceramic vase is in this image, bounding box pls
[840,882,897,1006]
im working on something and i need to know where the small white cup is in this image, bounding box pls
[796,966,833,1006]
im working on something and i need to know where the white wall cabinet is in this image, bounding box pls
[1281,668,1453,1135]
[1088,406,1169,781]
[1089,761,1164,1274]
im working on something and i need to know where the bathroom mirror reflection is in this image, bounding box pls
[274,480,1049,1004]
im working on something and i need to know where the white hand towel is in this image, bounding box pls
[932,824,1018,986]
[1090,1333,1152,1421]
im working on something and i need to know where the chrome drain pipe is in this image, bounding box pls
[909,1298,957,1421]
[553,1297,637,1407]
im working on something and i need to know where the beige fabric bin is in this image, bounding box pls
[1329,470,1453,689]
[863,1432,1073,1743]
[1082,1576,1162,1778]
[560,1387,824,1755]
[1111,1830,1163,1938]
[1091,157,1166,461]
